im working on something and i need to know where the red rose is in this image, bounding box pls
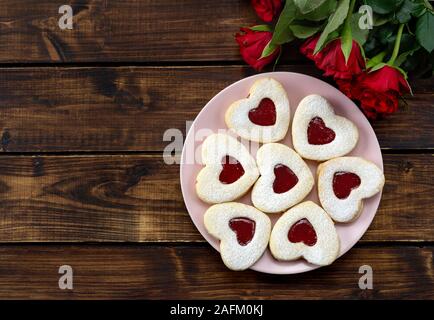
[336,76,399,119]
[357,91,399,119]
[336,79,354,99]
[335,78,398,119]
[300,35,320,60]
[316,39,365,80]
[235,27,280,71]
[251,0,282,22]
[351,66,410,119]
[301,36,365,80]
[354,65,410,95]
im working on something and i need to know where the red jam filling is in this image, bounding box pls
[219,155,245,184]
[332,171,361,199]
[248,98,276,126]
[307,117,336,145]
[273,164,299,194]
[288,218,317,246]
[229,218,256,246]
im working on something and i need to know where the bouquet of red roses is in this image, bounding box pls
[236,0,434,119]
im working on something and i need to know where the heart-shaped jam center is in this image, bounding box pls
[307,117,336,145]
[219,155,245,184]
[229,217,256,246]
[273,164,299,194]
[248,98,276,126]
[288,218,317,246]
[333,171,361,199]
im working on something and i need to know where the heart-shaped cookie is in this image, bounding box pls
[225,78,290,143]
[252,143,314,213]
[317,157,385,223]
[269,201,340,266]
[292,94,358,161]
[204,202,271,271]
[196,133,259,203]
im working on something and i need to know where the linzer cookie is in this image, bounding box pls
[269,201,340,266]
[225,78,290,143]
[252,143,314,213]
[292,94,358,161]
[196,133,259,203]
[317,157,385,223]
[204,202,271,271]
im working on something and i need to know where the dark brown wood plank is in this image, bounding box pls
[0,0,262,63]
[0,244,431,299]
[0,154,200,242]
[0,154,432,242]
[366,154,434,242]
[0,66,432,152]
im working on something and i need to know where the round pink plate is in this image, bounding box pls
[180,72,383,274]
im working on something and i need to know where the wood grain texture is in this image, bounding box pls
[0,66,432,152]
[0,0,263,63]
[0,244,431,299]
[0,154,432,242]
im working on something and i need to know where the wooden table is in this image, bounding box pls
[0,0,432,299]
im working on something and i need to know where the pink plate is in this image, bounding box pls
[180,72,383,274]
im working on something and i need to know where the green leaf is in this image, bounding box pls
[377,24,398,46]
[369,62,387,72]
[373,13,392,26]
[363,34,380,56]
[405,0,429,17]
[363,23,398,57]
[302,0,337,21]
[327,30,341,42]
[249,25,273,32]
[351,13,369,46]
[395,0,425,23]
[366,51,387,69]
[358,40,367,60]
[314,0,350,53]
[414,7,428,17]
[289,24,321,39]
[260,41,279,59]
[294,0,327,14]
[365,0,404,14]
[317,30,341,51]
[341,37,352,63]
[415,11,434,52]
[270,0,298,45]
[341,19,353,63]
[278,30,295,45]
[273,48,283,71]
[394,46,421,66]
[401,46,433,76]
[386,33,417,55]
[423,0,433,11]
